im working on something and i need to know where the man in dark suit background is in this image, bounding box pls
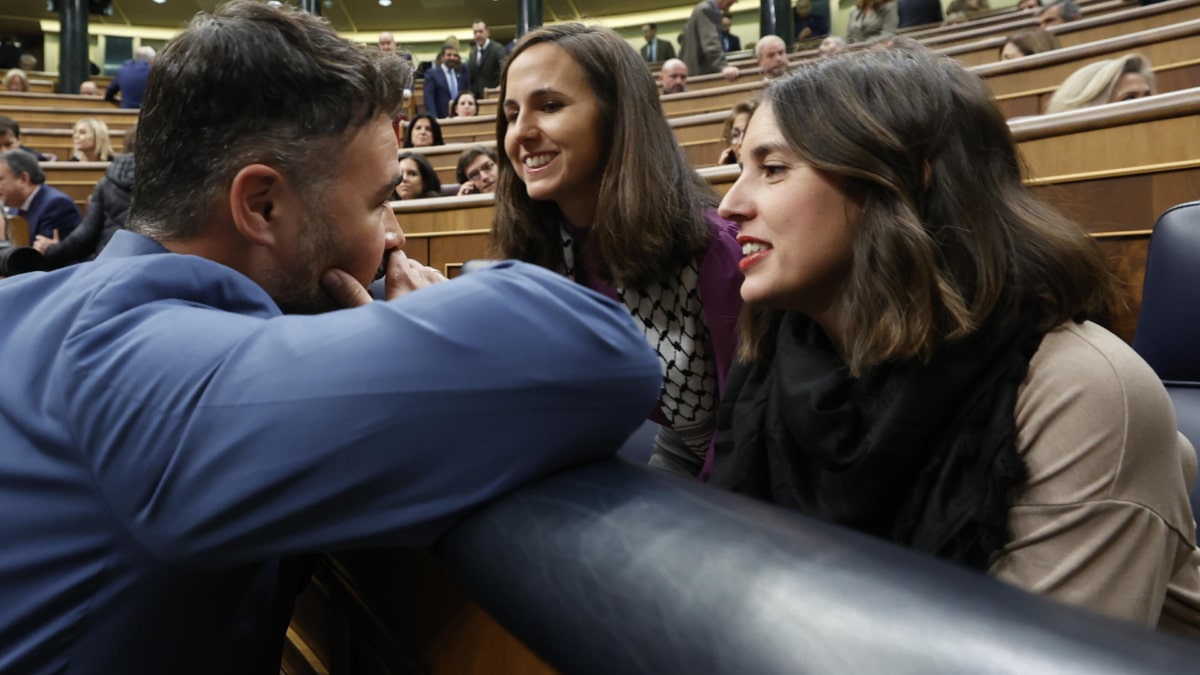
[468,20,505,99]
[0,150,80,242]
[640,23,677,63]
[423,43,470,119]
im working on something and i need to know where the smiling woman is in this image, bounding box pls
[709,45,1200,635]
[491,23,745,477]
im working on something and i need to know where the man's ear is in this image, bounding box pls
[228,164,303,248]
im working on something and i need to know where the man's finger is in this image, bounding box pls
[321,268,373,308]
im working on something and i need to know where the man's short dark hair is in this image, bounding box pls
[0,115,20,138]
[455,145,498,184]
[440,43,457,57]
[0,149,44,185]
[646,23,658,31]
[128,0,409,241]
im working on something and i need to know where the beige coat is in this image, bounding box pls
[991,321,1200,636]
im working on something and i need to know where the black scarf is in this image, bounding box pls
[710,312,1043,569]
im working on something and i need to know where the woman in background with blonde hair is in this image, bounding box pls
[70,117,115,162]
[1045,53,1155,113]
[4,68,29,92]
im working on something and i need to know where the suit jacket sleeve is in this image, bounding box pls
[989,322,1200,627]
[63,260,663,568]
[36,190,82,239]
[698,6,728,69]
[881,1,901,34]
[44,189,104,268]
[423,71,440,118]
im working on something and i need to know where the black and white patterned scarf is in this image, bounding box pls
[562,226,718,459]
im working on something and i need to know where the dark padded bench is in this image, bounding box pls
[436,460,1200,674]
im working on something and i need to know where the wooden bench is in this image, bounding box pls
[0,106,139,131]
[0,91,119,110]
[40,162,108,212]
[945,0,1200,66]
[977,19,1200,99]
[395,90,1200,343]
[22,128,127,155]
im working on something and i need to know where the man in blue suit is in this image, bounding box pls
[0,149,80,242]
[423,43,470,119]
[104,45,155,109]
[0,3,662,673]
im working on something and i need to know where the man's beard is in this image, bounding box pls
[265,208,344,315]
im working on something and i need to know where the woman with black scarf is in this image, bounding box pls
[710,45,1200,635]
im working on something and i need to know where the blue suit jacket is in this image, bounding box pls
[0,231,661,674]
[423,65,470,119]
[23,184,81,242]
[104,58,151,109]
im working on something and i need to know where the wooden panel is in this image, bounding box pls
[1019,115,1200,179]
[395,195,495,235]
[40,163,107,185]
[54,181,97,203]
[437,115,495,145]
[0,106,139,131]
[293,551,556,675]
[0,91,120,110]
[946,0,1200,66]
[661,82,763,117]
[400,237,430,266]
[1029,168,1200,341]
[427,232,491,275]
[22,128,127,153]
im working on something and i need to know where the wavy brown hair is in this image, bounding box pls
[490,23,716,287]
[740,45,1115,375]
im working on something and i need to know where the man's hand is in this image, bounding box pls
[381,249,447,300]
[457,182,478,196]
[320,249,446,308]
[722,65,740,81]
[32,229,59,253]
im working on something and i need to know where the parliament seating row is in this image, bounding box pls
[390,90,1200,346]
[947,0,1200,65]
[0,90,118,110]
[3,0,1186,148]
[677,0,1149,90]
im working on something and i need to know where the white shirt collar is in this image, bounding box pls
[18,184,40,212]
